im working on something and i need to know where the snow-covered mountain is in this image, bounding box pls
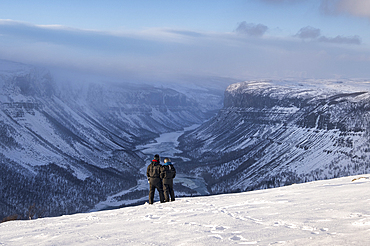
[1,175,369,245]
[0,60,229,219]
[178,80,370,193]
[2,58,370,221]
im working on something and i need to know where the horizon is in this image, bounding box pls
[1,1,370,82]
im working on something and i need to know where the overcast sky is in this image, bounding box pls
[1,0,370,81]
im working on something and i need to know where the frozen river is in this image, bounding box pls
[136,124,199,159]
[136,124,209,195]
[92,125,209,211]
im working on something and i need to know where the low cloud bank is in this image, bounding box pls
[0,19,369,81]
[296,26,361,45]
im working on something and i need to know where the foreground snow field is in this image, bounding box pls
[1,175,370,246]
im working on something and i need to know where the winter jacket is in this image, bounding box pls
[160,163,176,184]
[147,159,162,179]
[147,159,165,204]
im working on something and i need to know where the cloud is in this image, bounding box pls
[296,26,321,39]
[321,0,370,18]
[235,22,268,37]
[0,19,226,80]
[0,20,164,56]
[165,29,204,38]
[0,19,370,81]
[318,35,361,45]
[295,26,361,45]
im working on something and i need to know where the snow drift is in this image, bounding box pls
[1,174,369,245]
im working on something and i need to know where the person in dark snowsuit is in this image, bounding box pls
[161,158,176,202]
[146,154,165,204]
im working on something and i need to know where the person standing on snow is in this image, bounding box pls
[161,158,176,202]
[146,154,165,204]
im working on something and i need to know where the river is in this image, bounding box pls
[92,124,209,211]
[136,124,199,159]
[136,124,209,195]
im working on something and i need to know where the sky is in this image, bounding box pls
[1,0,370,81]
[1,175,370,245]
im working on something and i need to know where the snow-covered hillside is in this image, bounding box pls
[2,59,370,223]
[178,79,370,193]
[1,175,369,246]
[0,60,230,219]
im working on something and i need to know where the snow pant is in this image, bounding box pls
[163,179,175,202]
[148,177,165,204]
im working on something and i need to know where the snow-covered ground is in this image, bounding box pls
[1,174,369,246]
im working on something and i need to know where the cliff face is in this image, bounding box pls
[178,80,370,193]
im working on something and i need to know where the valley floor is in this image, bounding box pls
[1,174,370,246]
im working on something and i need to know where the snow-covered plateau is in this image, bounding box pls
[1,174,369,246]
[178,79,370,193]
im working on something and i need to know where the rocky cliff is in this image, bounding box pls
[178,80,370,193]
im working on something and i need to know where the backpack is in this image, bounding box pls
[161,164,176,179]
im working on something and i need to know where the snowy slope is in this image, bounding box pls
[0,60,229,218]
[1,174,369,246]
[178,79,370,193]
